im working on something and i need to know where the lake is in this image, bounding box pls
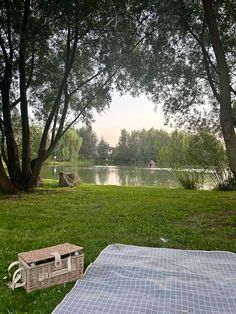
[41,164,214,189]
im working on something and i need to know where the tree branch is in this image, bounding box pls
[51,69,118,150]
[9,45,35,110]
[0,32,8,64]
[50,24,80,145]
[200,27,221,103]
[230,86,236,97]
[38,27,79,156]
[47,27,155,154]
[69,68,105,97]
[179,2,221,103]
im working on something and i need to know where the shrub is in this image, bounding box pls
[174,170,204,190]
[216,177,236,191]
[211,168,236,191]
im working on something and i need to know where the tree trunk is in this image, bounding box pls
[19,0,31,182]
[28,154,46,188]
[1,75,22,184]
[202,0,236,176]
[0,158,17,194]
[0,3,22,186]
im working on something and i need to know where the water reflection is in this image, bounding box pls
[95,166,109,184]
[41,165,181,188]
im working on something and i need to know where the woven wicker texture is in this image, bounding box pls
[16,243,84,292]
[21,255,84,292]
[19,243,83,264]
[52,244,236,314]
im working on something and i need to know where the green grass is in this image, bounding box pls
[45,160,95,167]
[0,184,235,313]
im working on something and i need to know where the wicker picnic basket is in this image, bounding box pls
[8,243,84,292]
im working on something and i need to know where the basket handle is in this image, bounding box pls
[7,262,26,290]
[8,261,20,276]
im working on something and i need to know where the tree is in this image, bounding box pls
[113,129,130,163]
[159,130,226,169]
[117,0,236,176]
[186,132,226,170]
[202,0,236,176]
[136,128,170,164]
[159,131,189,168]
[0,0,131,192]
[97,137,110,161]
[159,130,227,189]
[78,126,98,160]
[113,128,170,164]
[53,129,82,161]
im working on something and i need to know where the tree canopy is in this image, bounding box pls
[113,128,226,169]
[97,137,110,161]
[78,126,98,160]
[0,0,132,192]
[116,0,236,175]
[53,129,82,161]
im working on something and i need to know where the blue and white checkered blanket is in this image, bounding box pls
[52,244,236,313]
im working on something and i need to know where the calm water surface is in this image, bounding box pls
[41,165,214,189]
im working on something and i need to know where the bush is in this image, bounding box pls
[211,168,236,191]
[174,170,204,190]
[216,177,236,191]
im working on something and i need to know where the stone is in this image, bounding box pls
[37,175,43,187]
[59,172,81,187]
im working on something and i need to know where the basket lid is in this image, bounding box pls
[18,243,83,264]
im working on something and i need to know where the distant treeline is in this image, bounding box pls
[29,125,226,168]
[30,125,110,161]
[113,128,226,169]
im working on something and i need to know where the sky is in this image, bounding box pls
[92,92,172,147]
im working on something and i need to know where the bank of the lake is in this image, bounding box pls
[41,164,215,189]
[0,184,235,313]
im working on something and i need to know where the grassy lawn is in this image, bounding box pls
[44,160,95,167]
[0,184,235,313]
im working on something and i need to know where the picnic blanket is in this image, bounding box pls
[52,244,236,313]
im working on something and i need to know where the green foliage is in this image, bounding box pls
[186,133,226,169]
[97,137,110,160]
[30,125,43,159]
[78,126,98,160]
[158,130,227,189]
[113,129,131,163]
[53,129,82,161]
[159,131,189,167]
[114,128,226,172]
[26,0,126,123]
[116,0,236,130]
[217,177,236,191]
[114,128,170,164]
[1,0,143,191]
[174,170,204,190]
[111,0,236,176]
[210,168,236,191]
[0,185,235,312]
[159,131,226,170]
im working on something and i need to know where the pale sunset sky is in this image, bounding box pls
[92,92,172,147]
